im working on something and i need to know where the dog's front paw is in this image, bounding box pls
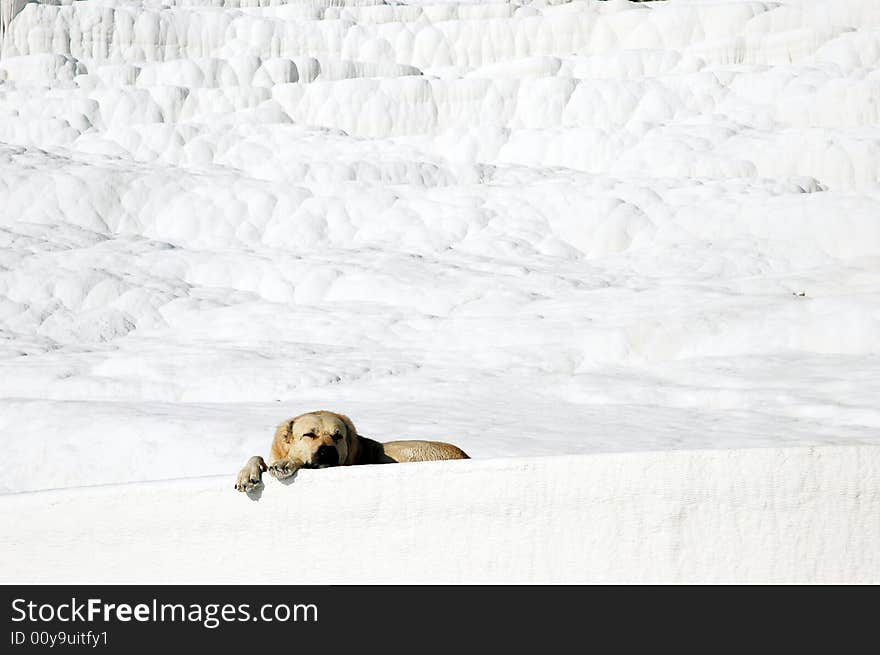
[268,460,299,480]
[235,456,266,492]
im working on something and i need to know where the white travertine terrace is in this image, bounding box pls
[2,446,879,583]
[1,0,879,581]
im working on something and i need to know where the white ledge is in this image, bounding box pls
[2,445,879,583]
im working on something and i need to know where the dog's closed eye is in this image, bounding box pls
[332,431,342,442]
[303,432,317,439]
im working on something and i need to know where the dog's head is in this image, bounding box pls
[270,411,359,469]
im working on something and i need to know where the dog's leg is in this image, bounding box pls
[268,458,303,480]
[234,455,267,492]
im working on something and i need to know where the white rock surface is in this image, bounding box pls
[1,0,879,581]
[2,446,878,583]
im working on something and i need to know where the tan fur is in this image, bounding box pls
[235,410,469,492]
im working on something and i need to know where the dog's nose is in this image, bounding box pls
[315,445,339,466]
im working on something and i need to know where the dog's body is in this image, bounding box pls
[235,410,468,492]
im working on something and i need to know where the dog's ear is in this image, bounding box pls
[335,412,360,464]
[269,418,296,461]
[275,418,297,442]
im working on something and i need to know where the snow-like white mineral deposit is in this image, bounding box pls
[1,0,879,582]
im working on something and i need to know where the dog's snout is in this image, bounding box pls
[315,445,339,466]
